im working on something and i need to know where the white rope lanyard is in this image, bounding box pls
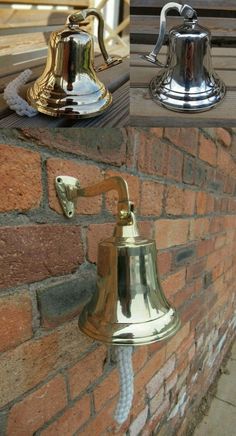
[114,346,134,424]
[3,69,38,117]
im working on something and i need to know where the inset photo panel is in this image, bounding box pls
[130,0,236,127]
[0,0,130,128]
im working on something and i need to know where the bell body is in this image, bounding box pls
[79,234,180,346]
[27,27,112,118]
[150,20,226,112]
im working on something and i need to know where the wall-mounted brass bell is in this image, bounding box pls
[55,175,180,346]
[27,8,122,118]
[143,2,226,112]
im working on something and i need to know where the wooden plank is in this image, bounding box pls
[0,0,89,6]
[130,88,236,127]
[131,0,236,11]
[131,15,236,40]
[131,66,236,90]
[0,9,72,29]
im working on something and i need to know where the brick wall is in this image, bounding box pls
[0,127,235,435]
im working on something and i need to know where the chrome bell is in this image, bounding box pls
[27,8,122,118]
[143,2,226,112]
[79,209,181,346]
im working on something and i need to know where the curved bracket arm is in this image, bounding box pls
[67,8,122,72]
[55,175,134,225]
[143,2,197,67]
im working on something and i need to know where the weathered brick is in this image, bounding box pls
[37,267,96,328]
[40,395,91,436]
[215,128,232,148]
[173,245,195,266]
[164,128,198,156]
[137,132,168,176]
[166,322,190,358]
[21,128,126,166]
[0,144,42,213]
[157,251,172,276]
[167,147,183,182]
[146,355,175,399]
[140,180,164,216]
[68,346,107,400]
[162,269,186,299]
[129,406,148,436]
[94,369,120,412]
[0,225,83,289]
[166,186,195,216]
[7,375,67,435]
[87,223,115,263]
[197,239,214,258]
[199,134,217,166]
[196,191,208,215]
[155,219,189,249]
[195,161,206,187]
[80,397,117,436]
[133,346,148,373]
[47,158,103,215]
[183,156,195,184]
[105,170,140,215]
[0,320,91,408]
[187,259,206,281]
[0,291,32,353]
[189,218,210,240]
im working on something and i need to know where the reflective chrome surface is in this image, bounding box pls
[144,2,226,112]
[27,8,122,118]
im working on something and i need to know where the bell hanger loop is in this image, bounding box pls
[143,2,197,67]
[67,8,122,72]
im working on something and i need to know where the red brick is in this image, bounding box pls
[129,406,148,436]
[216,128,232,148]
[166,186,195,216]
[139,220,154,239]
[167,147,183,182]
[0,144,42,212]
[146,355,175,399]
[40,395,91,436]
[47,158,103,215]
[105,170,140,215]
[196,191,208,215]
[80,397,117,436]
[155,219,189,249]
[87,223,115,263]
[187,259,206,281]
[0,320,91,408]
[0,225,83,289]
[135,347,166,394]
[21,128,127,166]
[68,346,107,399]
[197,239,214,257]
[164,128,198,156]
[157,251,172,276]
[166,322,190,358]
[94,369,119,412]
[217,147,232,174]
[189,218,210,240]
[199,134,217,166]
[137,132,168,176]
[0,291,32,353]
[7,375,67,435]
[133,346,148,373]
[162,269,186,300]
[140,181,164,216]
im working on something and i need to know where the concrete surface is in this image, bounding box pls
[194,341,236,436]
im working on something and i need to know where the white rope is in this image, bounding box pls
[114,346,134,425]
[3,69,38,118]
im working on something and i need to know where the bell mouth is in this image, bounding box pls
[27,86,112,119]
[149,74,226,113]
[79,308,181,346]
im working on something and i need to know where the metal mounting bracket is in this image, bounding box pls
[55,176,80,219]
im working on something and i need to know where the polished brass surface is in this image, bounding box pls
[143,2,226,112]
[27,8,122,118]
[55,175,181,346]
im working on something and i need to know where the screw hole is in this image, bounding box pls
[69,211,73,216]
[57,177,62,183]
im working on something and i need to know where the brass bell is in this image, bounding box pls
[27,8,122,118]
[54,175,180,346]
[143,2,226,112]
